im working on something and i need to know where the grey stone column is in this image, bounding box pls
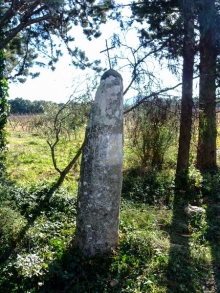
[75,69,123,257]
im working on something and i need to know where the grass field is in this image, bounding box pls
[1,121,220,292]
[6,126,83,192]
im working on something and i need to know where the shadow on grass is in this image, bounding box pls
[166,171,220,293]
[1,170,220,292]
[0,183,59,264]
[166,192,200,293]
[0,181,118,293]
[2,246,114,293]
[199,169,220,292]
[205,202,220,292]
[0,239,115,293]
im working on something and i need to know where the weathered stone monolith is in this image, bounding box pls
[75,69,123,257]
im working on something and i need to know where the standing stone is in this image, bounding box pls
[75,69,123,257]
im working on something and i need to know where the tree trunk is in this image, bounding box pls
[196,0,217,171]
[175,0,194,187]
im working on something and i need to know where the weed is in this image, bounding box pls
[122,167,174,206]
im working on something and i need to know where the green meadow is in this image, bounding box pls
[0,116,220,292]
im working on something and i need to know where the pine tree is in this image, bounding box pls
[196,0,219,171]
[131,0,195,187]
[0,0,114,78]
[176,0,194,187]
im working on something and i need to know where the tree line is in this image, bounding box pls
[9,98,44,114]
[8,97,65,115]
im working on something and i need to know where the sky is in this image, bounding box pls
[7,1,182,104]
[8,21,120,103]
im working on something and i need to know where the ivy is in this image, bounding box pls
[0,32,9,176]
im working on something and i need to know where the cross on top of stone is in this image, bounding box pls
[100,40,115,69]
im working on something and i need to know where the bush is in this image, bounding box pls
[122,168,174,206]
[124,98,179,170]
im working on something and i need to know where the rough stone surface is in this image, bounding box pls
[184,205,206,217]
[75,69,123,257]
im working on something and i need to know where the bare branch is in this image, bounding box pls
[55,142,85,188]
[124,82,182,115]
[47,138,62,174]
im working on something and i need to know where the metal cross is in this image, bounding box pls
[100,40,115,69]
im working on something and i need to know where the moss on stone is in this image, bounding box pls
[101,69,122,81]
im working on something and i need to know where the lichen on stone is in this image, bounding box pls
[101,69,122,81]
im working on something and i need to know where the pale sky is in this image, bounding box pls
[8,24,117,103]
[8,4,133,103]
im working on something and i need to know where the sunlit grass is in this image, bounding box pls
[7,131,56,183]
[6,129,82,192]
[2,118,220,292]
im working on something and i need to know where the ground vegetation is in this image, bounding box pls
[1,112,220,292]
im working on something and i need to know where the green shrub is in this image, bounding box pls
[122,168,174,205]
[124,98,179,170]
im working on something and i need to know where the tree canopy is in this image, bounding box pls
[0,0,113,81]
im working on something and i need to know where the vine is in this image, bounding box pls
[0,32,9,176]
